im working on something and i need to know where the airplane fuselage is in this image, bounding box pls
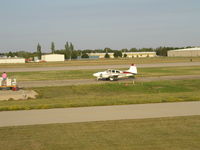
[93,69,134,80]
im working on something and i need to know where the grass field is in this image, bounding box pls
[7,66,200,81]
[1,79,200,111]
[0,116,200,150]
[0,57,200,68]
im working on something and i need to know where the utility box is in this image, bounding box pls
[6,79,12,86]
[0,77,17,90]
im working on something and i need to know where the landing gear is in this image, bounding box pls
[109,77,118,81]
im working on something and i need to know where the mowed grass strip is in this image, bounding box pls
[0,116,200,150]
[1,79,200,111]
[1,57,200,68]
[7,66,200,81]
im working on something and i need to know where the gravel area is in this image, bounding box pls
[0,90,38,101]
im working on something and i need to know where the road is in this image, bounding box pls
[0,101,200,127]
[18,75,200,88]
[1,62,200,72]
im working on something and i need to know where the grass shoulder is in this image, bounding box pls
[7,65,200,81]
[0,79,200,111]
[0,116,200,150]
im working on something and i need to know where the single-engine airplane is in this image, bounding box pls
[93,64,137,81]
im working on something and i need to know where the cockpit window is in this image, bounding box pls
[107,69,111,73]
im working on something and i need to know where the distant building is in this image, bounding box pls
[88,53,114,58]
[41,54,65,62]
[87,52,156,59]
[0,58,25,64]
[123,52,156,58]
[168,47,200,57]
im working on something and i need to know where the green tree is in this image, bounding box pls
[69,42,74,51]
[104,53,110,58]
[81,53,89,58]
[68,42,74,60]
[155,47,175,56]
[113,51,122,58]
[51,42,55,54]
[7,51,14,57]
[129,48,138,52]
[123,53,127,58]
[37,43,42,59]
[104,47,112,53]
[71,51,78,59]
[121,48,128,52]
[64,42,70,59]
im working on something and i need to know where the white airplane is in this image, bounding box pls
[93,64,138,81]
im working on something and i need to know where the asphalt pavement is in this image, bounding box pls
[18,75,200,88]
[1,62,200,72]
[0,101,200,127]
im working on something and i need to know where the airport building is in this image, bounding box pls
[88,53,114,58]
[123,52,156,58]
[41,54,65,62]
[168,47,200,57]
[0,58,25,64]
[87,52,156,59]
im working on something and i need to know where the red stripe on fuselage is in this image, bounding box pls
[123,71,133,74]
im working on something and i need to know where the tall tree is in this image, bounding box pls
[51,42,55,54]
[69,42,74,51]
[69,42,74,60]
[64,41,70,59]
[65,42,69,51]
[37,43,42,59]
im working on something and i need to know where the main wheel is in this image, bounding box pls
[109,77,114,81]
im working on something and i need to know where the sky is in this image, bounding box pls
[0,0,200,52]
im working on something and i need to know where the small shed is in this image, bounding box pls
[41,54,65,62]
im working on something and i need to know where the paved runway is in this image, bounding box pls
[0,101,200,127]
[18,75,200,88]
[1,62,200,72]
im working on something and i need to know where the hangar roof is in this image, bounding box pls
[170,47,200,52]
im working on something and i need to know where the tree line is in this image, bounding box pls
[2,42,193,59]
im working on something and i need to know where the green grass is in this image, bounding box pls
[7,66,200,81]
[1,57,200,68]
[1,79,200,111]
[0,116,200,150]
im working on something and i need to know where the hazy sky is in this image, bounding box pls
[0,0,200,52]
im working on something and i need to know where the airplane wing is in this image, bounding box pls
[108,74,119,81]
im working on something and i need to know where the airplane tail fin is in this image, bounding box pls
[128,64,137,74]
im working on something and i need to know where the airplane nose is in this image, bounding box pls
[93,73,98,77]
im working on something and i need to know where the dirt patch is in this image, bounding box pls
[0,90,38,101]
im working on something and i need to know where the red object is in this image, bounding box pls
[12,87,18,91]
